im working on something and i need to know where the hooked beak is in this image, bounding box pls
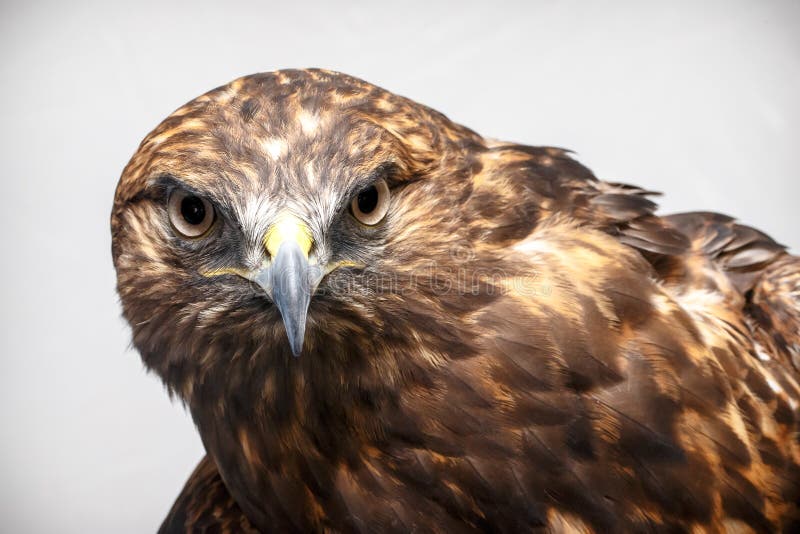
[253,214,321,357]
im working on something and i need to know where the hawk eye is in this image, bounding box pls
[168,190,215,237]
[350,178,390,225]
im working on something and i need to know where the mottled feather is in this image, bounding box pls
[112,70,800,533]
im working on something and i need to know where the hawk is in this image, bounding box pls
[111,69,800,533]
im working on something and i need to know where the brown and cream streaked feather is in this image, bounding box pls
[112,69,800,533]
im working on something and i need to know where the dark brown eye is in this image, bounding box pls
[350,178,389,225]
[168,190,215,237]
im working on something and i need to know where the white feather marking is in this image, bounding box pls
[672,289,725,315]
[263,138,287,161]
[298,111,320,135]
[513,238,553,256]
[765,374,783,394]
[305,162,317,185]
[651,293,676,315]
[754,342,772,362]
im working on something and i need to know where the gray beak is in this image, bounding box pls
[254,241,316,357]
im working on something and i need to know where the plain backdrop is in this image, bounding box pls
[1,1,798,532]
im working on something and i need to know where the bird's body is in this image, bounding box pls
[112,70,800,533]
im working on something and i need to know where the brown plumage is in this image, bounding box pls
[111,69,800,533]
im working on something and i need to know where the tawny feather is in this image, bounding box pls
[112,70,800,533]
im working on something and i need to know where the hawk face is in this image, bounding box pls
[112,69,489,402]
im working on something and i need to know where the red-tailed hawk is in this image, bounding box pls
[111,69,800,533]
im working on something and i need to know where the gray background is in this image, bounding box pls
[1,1,797,532]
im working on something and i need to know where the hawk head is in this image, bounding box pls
[112,69,499,402]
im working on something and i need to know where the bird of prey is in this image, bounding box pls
[111,69,800,533]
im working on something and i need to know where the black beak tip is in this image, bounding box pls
[289,336,303,357]
[278,312,307,358]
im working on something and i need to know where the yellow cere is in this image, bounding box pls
[324,260,363,274]
[200,267,251,279]
[263,212,314,259]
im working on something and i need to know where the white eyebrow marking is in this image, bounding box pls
[233,194,275,268]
